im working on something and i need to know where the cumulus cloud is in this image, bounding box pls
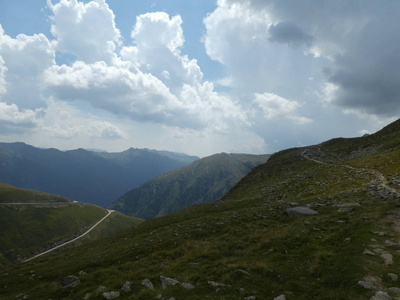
[0,56,7,96]
[42,10,247,132]
[43,61,180,123]
[207,0,400,118]
[48,0,120,64]
[0,102,43,133]
[41,99,126,139]
[254,92,312,124]
[122,12,203,91]
[203,0,318,98]
[0,24,55,109]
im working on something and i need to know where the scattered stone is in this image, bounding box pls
[389,287,400,295]
[387,273,398,282]
[337,207,354,213]
[289,202,299,206]
[181,282,195,289]
[274,295,286,300]
[141,278,154,290]
[370,291,391,300]
[372,231,386,236]
[363,249,375,255]
[344,237,351,242]
[334,202,361,207]
[102,291,120,299]
[83,293,91,299]
[208,281,225,287]
[263,249,274,254]
[373,249,393,265]
[15,294,28,299]
[166,298,176,300]
[61,275,80,288]
[121,281,132,293]
[97,286,107,292]
[78,270,87,277]
[358,280,376,290]
[285,207,318,217]
[160,276,180,289]
[244,296,256,300]
[160,263,169,268]
[235,269,251,276]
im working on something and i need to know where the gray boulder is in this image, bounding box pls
[61,275,80,288]
[181,282,195,289]
[387,273,398,282]
[121,281,132,292]
[103,291,120,299]
[160,276,180,289]
[285,206,318,217]
[141,278,154,289]
[370,291,391,300]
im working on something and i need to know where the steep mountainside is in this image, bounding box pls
[110,153,270,219]
[1,119,400,299]
[0,183,143,266]
[0,143,198,207]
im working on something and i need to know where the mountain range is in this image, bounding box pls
[110,153,270,219]
[1,119,400,299]
[0,143,198,207]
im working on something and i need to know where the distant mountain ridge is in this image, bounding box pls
[0,142,198,207]
[110,153,270,219]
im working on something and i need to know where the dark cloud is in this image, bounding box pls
[328,18,400,116]
[268,21,313,48]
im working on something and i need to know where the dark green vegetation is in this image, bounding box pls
[110,153,270,219]
[0,143,198,207]
[0,183,143,266]
[1,120,400,299]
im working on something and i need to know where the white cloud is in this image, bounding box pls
[43,10,248,134]
[123,12,203,91]
[132,12,184,55]
[41,99,126,139]
[0,56,7,96]
[0,25,55,109]
[48,0,121,64]
[0,102,43,133]
[254,92,312,124]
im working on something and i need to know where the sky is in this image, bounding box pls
[0,0,398,157]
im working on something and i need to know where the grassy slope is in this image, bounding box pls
[110,153,270,219]
[0,184,143,266]
[1,121,400,299]
[0,182,70,203]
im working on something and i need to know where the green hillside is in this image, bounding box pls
[1,120,400,299]
[110,153,270,219]
[0,184,143,266]
[0,182,70,203]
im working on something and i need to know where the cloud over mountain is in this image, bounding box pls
[0,0,398,156]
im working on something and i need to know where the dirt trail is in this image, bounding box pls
[301,148,400,197]
[23,209,113,263]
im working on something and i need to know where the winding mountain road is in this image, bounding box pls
[23,209,114,263]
